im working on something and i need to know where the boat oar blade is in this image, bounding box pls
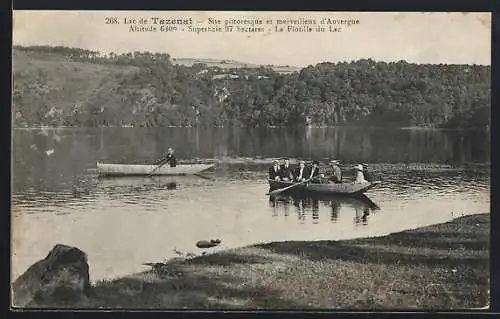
[193,173,214,180]
[147,166,160,177]
[267,188,287,196]
[148,159,167,176]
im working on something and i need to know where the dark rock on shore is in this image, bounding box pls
[12,244,91,308]
[196,239,221,248]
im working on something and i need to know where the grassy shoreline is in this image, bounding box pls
[41,213,491,309]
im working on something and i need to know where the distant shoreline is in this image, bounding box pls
[12,125,490,131]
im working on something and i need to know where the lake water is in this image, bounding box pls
[11,127,490,282]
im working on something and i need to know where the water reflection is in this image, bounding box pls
[96,175,213,191]
[269,193,380,226]
[330,202,340,222]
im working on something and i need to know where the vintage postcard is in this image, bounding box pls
[11,11,491,310]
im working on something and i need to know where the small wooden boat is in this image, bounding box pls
[268,179,380,196]
[96,162,214,176]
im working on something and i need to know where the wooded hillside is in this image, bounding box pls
[12,45,491,128]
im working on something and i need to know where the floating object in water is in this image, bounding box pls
[166,182,177,189]
[196,239,222,248]
[45,149,55,156]
[96,162,214,176]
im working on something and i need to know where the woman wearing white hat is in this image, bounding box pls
[354,164,368,184]
[361,163,373,182]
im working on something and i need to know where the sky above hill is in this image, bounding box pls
[13,11,491,66]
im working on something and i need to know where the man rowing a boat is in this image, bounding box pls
[308,160,323,183]
[295,160,308,182]
[154,147,177,168]
[279,158,294,181]
[269,160,281,181]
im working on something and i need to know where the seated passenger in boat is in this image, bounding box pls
[269,160,281,181]
[294,160,308,182]
[327,160,343,183]
[354,164,369,184]
[362,163,373,182]
[308,160,323,183]
[279,158,294,181]
[154,147,177,167]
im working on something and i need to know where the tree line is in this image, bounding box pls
[13,45,490,128]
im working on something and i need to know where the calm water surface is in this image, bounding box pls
[11,127,490,282]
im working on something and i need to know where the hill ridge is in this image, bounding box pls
[12,45,491,129]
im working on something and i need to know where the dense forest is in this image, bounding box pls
[12,45,491,128]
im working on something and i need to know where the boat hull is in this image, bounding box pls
[268,179,379,196]
[97,162,214,176]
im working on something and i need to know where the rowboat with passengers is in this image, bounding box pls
[268,179,380,196]
[267,158,380,196]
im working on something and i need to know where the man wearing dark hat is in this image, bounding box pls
[279,158,294,181]
[362,163,373,182]
[294,160,308,182]
[154,147,177,167]
[308,160,322,183]
[269,159,281,181]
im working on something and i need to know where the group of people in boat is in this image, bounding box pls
[155,148,373,185]
[269,158,373,184]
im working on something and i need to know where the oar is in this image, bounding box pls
[148,156,168,177]
[266,176,319,196]
[193,173,215,180]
